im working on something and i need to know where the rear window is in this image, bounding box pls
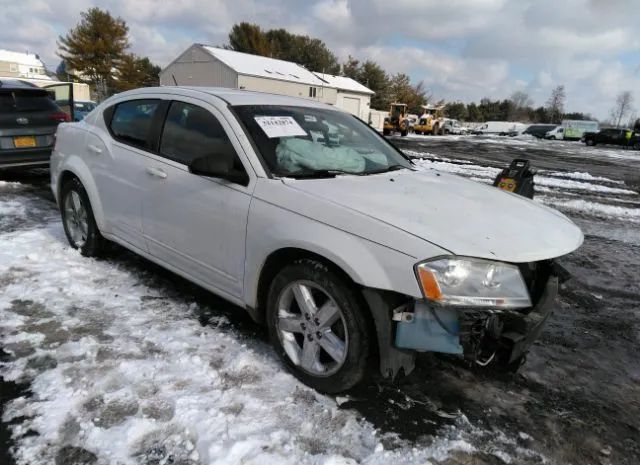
[0,90,59,113]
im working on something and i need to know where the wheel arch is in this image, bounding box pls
[56,162,106,233]
[251,247,362,323]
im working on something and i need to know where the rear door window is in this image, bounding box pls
[159,101,240,167]
[0,90,59,114]
[109,99,160,150]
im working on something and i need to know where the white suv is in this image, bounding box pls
[51,87,583,392]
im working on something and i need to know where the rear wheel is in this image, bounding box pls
[266,259,370,393]
[60,178,105,257]
[382,128,390,136]
[586,139,595,146]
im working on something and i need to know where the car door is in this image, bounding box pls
[94,98,162,251]
[141,98,253,299]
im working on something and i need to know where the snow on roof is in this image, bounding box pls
[313,72,374,95]
[0,49,45,67]
[201,46,325,87]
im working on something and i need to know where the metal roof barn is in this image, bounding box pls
[160,44,374,121]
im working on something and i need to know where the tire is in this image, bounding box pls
[586,139,595,146]
[60,177,105,257]
[382,128,390,136]
[400,129,408,137]
[266,259,370,393]
[549,136,556,140]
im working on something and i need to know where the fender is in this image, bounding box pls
[55,153,108,234]
[243,197,431,309]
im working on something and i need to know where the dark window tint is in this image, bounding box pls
[110,99,159,150]
[160,101,238,165]
[0,90,59,114]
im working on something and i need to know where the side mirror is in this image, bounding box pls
[188,148,248,185]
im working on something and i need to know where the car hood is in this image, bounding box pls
[282,169,583,263]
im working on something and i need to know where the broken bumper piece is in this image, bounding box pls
[394,276,559,369]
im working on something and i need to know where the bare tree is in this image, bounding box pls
[546,85,566,123]
[509,91,533,121]
[609,91,634,128]
[510,91,533,109]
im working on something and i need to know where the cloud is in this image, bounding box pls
[1,0,638,119]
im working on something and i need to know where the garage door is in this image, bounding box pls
[342,97,361,117]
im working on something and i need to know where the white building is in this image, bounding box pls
[0,49,51,80]
[160,44,373,120]
[313,72,374,121]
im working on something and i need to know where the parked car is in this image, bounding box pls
[73,100,97,121]
[630,132,640,150]
[545,126,564,140]
[523,124,557,139]
[0,79,70,170]
[51,87,583,393]
[442,118,468,135]
[583,128,632,147]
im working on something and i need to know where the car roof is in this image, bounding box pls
[0,79,44,91]
[111,86,340,111]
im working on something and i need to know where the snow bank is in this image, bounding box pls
[0,221,477,465]
[537,197,640,223]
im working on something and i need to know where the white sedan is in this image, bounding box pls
[50,87,583,392]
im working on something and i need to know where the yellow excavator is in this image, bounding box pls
[413,104,446,135]
[383,103,410,136]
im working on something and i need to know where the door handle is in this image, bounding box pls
[87,144,102,154]
[146,166,167,179]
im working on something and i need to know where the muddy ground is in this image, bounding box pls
[1,136,639,465]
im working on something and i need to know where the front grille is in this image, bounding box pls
[518,260,553,307]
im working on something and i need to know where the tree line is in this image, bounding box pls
[55,10,638,128]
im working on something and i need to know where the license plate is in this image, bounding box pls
[497,177,517,192]
[14,136,37,148]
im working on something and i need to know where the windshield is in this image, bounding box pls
[233,105,412,177]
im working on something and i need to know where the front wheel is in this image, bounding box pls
[266,259,370,393]
[60,178,105,257]
[585,139,595,146]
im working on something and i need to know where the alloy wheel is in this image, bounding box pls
[276,280,348,377]
[64,190,88,248]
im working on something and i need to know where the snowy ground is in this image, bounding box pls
[1,135,639,465]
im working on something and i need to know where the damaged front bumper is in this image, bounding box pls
[364,275,559,378]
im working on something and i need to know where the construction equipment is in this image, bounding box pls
[413,104,446,135]
[382,103,410,136]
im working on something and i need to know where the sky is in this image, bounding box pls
[1,0,639,120]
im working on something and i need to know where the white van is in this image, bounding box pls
[545,126,564,140]
[475,121,526,136]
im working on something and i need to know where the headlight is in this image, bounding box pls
[415,257,531,309]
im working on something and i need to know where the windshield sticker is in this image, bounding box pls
[254,116,307,138]
[304,115,317,122]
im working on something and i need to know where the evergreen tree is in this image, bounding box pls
[445,102,467,120]
[466,102,482,122]
[58,7,129,99]
[341,56,360,80]
[228,23,272,56]
[228,23,340,74]
[114,54,161,92]
[388,73,427,113]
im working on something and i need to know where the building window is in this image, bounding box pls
[309,87,317,98]
[9,63,18,72]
